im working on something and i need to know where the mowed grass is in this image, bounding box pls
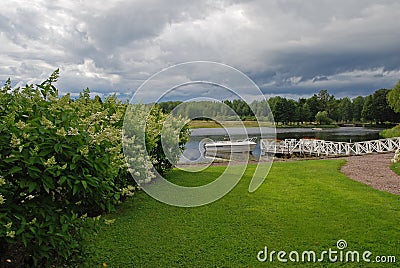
[391,161,400,176]
[86,160,400,267]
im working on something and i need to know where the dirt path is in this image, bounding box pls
[340,153,400,195]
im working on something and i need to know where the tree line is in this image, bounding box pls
[265,88,399,125]
[159,86,400,125]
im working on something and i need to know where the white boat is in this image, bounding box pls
[204,137,257,153]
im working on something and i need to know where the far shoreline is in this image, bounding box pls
[187,120,338,129]
[187,120,391,129]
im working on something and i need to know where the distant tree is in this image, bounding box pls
[305,90,334,119]
[372,89,398,123]
[315,111,332,125]
[352,96,365,122]
[250,100,271,119]
[327,98,340,122]
[338,97,353,122]
[228,99,253,119]
[270,97,295,125]
[286,99,297,124]
[267,96,279,111]
[158,101,183,114]
[272,97,287,124]
[361,89,398,123]
[223,100,232,108]
[317,89,331,107]
[267,96,280,123]
[361,95,374,122]
[387,80,400,113]
[305,94,320,119]
[296,98,312,123]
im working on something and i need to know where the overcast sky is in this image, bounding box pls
[1,0,399,101]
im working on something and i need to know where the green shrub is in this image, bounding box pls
[380,124,400,138]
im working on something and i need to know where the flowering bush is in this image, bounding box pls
[391,148,400,163]
[0,70,189,266]
[123,103,190,186]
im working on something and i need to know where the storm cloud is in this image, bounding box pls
[0,0,399,100]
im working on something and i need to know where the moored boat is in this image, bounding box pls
[204,137,257,153]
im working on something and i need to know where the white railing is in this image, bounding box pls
[260,137,400,157]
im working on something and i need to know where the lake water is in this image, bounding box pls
[178,127,382,164]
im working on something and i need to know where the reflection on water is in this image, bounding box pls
[203,151,262,162]
[178,127,382,164]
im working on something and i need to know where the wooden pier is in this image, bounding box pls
[260,137,400,157]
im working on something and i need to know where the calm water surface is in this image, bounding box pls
[179,127,382,164]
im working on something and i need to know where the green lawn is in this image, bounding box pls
[86,160,400,267]
[391,162,400,176]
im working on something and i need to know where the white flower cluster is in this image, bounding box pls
[123,105,158,185]
[56,127,67,137]
[67,127,79,136]
[125,141,156,186]
[0,176,6,186]
[0,175,7,205]
[391,148,400,163]
[10,133,21,148]
[40,116,55,129]
[44,156,57,167]
[79,145,89,157]
[109,110,124,124]
[121,185,136,197]
[161,115,188,165]
[104,219,116,225]
[15,120,28,130]
[0,175,6,205]
[3,221,15,238]
[56,127,80,137]
[90,127,121,145]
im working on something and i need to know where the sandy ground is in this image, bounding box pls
[340,153,400,195]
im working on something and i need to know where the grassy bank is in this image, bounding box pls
[381,124,400,138]
[391,162,400,176]
[188,120,338,129]
[86,160,400,267]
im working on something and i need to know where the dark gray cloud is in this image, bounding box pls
[0,0,399,100]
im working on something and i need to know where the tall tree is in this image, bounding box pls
[361,95,374,122]
[387,80,400,113]
[296,98,312,123]
[338,97,353,122]
[327,98,340,122]
[305,94,321,119]
[272,97,296,125]
[305,89,334,119]
[372,89,398,123]
[286,99,297,124]
[317,89,331,108]
[352,96,365,122]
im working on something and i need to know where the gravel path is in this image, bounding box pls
[340,153,400,195]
